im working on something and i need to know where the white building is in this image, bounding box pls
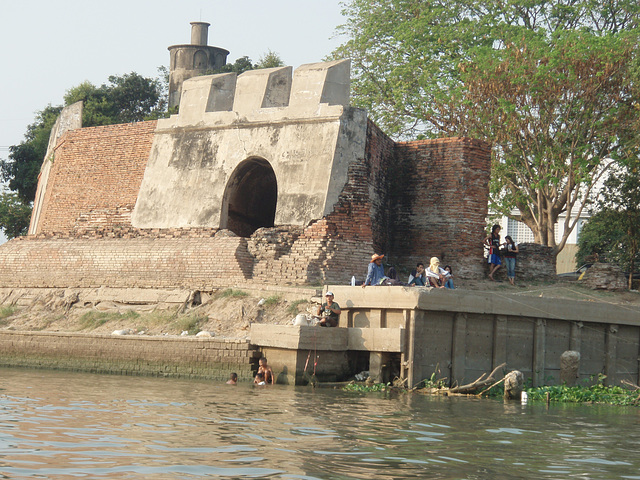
[496,212,589,274]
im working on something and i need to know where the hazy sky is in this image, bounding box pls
[0,0,347,243]
[0,0,346,159]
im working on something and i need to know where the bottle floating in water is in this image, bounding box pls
[521,391,528,404]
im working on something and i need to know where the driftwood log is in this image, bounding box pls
[621,380,640,405]
[448,363,506,394]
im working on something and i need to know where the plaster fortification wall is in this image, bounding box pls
[132,59,366,233]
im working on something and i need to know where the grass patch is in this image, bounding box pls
[173,313,207,335]
[77,311,140,331]
[286,299,309,315]
[216,289,249,298]
[0,306,17,320]
[262,295,281,307]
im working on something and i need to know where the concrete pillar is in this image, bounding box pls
[560,350,580,386]
[570,321,583,351]
[451,313,467,387]
[190,22,209,45]
[533,318,546,387]
[493,315,507,371]
[604,324,618,386]
[370,352,392,383]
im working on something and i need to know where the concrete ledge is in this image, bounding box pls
[250,324,348,351]
[347,328,404,352]
[250,324,405,353]
[329,286,640,326]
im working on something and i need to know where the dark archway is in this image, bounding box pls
[221,158,277,237]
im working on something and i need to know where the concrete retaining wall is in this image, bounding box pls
[0,331,260,381]
[329,286,640,388]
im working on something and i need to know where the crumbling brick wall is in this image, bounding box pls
[4,117,492,288]
[390,137,492,279]
[0,233,253,288]
[35,121,157,235]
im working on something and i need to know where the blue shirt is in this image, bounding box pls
[365,262,385,286]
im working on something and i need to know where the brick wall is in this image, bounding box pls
[7,118,492,288]
[391,137,492,279]
[0,331,260,381]
[0,234,253,288]
[36,121,156,234]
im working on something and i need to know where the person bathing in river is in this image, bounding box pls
[484,224,502,281]
[257,357,275,384]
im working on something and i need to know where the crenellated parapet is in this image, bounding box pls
[132,59,367,233]
[160,59,351,128]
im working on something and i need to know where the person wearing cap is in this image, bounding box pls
[316,291,341,327]
[363,253,386,287]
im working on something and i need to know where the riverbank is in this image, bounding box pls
[1,279,638,340]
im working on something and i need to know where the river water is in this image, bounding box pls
[0,367,638,479]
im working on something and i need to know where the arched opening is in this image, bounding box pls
[193,50,208,69]
[221,158,277,237]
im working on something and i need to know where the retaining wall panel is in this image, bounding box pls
[506,318,535,376]
[579,325,606,383]
[464,314,494,381]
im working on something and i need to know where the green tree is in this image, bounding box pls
[255,50,285,69]
[578,160,640,288]
[63,72,165,126]
[0,105,62,203]
[334,0,640,253]
[210,56,256,75]
[0,191,32,239]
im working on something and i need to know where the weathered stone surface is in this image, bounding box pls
[560,350,581,386]
[581,263,628,291]
[503,370,524,399]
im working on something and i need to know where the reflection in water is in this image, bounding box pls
[0,368,639,479]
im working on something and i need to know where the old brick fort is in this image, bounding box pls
[0,23,637,390]
[0,22,493,290]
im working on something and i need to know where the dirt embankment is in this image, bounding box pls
[0,287,322,340]
[0,280,638,340]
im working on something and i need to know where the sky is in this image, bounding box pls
[0,0,347,243]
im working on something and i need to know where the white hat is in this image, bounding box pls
[325,291,334,296]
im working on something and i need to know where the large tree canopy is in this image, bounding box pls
[577,158,640,289]
[334,0,640,252]
[0,71,167,239]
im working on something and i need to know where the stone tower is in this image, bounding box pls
[168,22,229,109]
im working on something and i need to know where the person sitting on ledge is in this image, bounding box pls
[408,262,427,286]
[443,265,455,289]
[362,253,386,287]
[425,257,449,289]
[316,291,341,327]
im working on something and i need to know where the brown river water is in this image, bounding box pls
[0,367,639,479]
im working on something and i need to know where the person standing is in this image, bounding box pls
[484,224,502,281]
[503,235,519,285]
